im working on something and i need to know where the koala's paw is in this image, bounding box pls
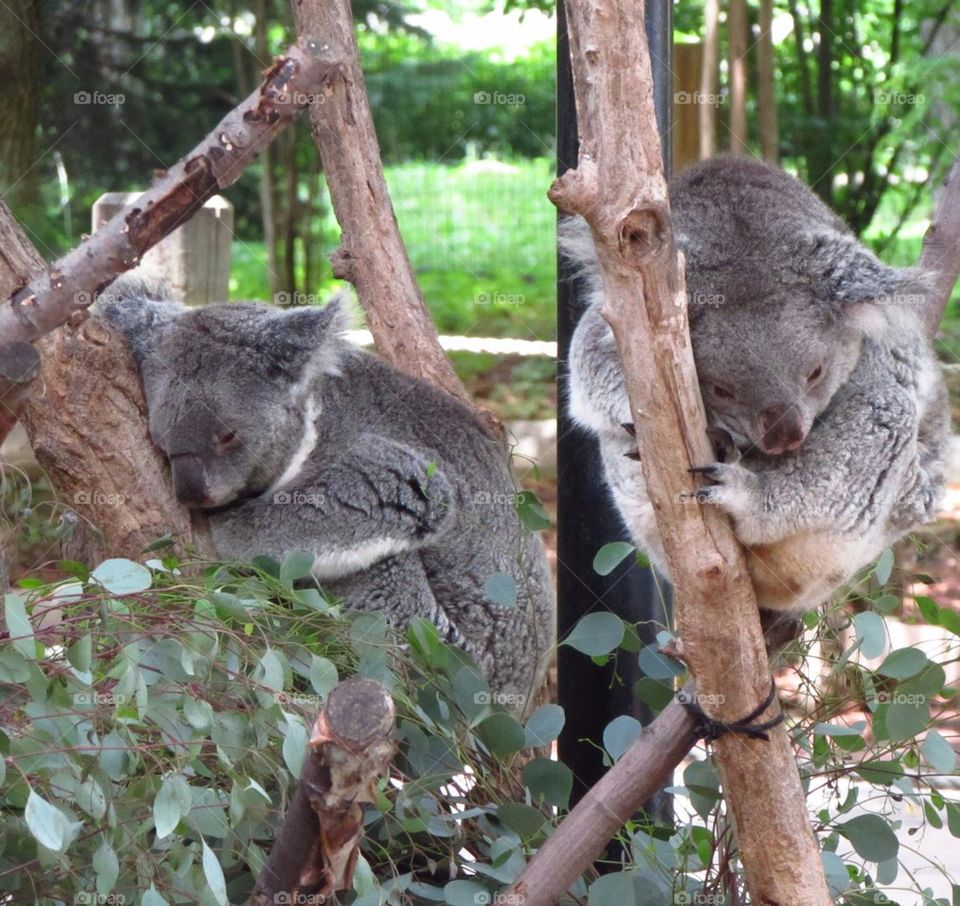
[689,461,767,541]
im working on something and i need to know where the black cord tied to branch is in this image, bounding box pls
[679,678,784,742]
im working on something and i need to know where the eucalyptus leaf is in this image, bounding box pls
[603,715,642,761]
[483,572,517,608]
[90,558,152,595]
[853,611,886,659]
[524,704,565,747]
[280,549,316,585]
[877,648,929,679]
[873,548,895,584]
[201,838,229,906]
[4,594,36,659]
[921,729,957,773]
[592,542,636,576]
[839,813,899,863]
[563,612,624,656]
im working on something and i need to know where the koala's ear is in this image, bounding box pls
[94,274,185,362]
[795,231,932,333]
[267,292,357,381]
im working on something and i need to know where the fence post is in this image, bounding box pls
[91,193,233,305]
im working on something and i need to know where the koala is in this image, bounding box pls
[565,156,949,617]
[99,279,555,698]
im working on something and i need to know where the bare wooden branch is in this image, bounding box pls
[547,1,830,901]
[503,697,698,906]
[250,679,396,904]
[290,0,473,410]
[0,37,338,345]
[919,155,960,339]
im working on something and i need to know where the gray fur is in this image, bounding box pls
[99,278,555,698]
[565,157,948,613]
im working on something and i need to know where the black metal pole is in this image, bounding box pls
[555,0,674,814]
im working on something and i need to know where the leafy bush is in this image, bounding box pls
[2,544,959,904]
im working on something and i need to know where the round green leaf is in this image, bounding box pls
[4,594,35,659]
[283,717,309,778]
[496,802,548,840]
[839,813,899,863]
[921,729,957,773]
[563,612,624,656]
[90,558,152,595]
[280,549,316,584]
[477,712,526,759]
[603,715,642,761]
[310,655,339,699]
[524,704,565,747]
[592,542,636,577]
[483,572,517,608]
[523,757,573,809]
[873,548,895,585]
[877,648,929,678]
[637,644,684,680]
[588,871,637,906]
[853,611,886,660]
[25,790,81,853]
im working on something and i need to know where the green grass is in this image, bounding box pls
[229,157,556,341]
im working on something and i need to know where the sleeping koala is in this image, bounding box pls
[565,156,948,616]
[99,280,554,698]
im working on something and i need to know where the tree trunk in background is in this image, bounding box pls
[255,0,283,299]
[0,0,42,215]
[810,0,835,203]
[757,0,779,162]
[727,0,749,154]
[699,0,719,160]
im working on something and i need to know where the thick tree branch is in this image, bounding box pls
[250,679,395,904]
[543,1,830,901]
[919,155,960,338]
[290,0,474,411]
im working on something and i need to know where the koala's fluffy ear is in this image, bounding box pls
[265,292,356,382]
[795,230,932,333]
[94,274,185,363]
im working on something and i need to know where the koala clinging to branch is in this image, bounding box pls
[99,281,554,697]
[565,156,948,617]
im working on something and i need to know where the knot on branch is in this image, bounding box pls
[547,158,598,216]
[617,205,671,266]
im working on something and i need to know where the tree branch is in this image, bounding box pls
[503,696,699,906]
[290,0,475,412]
[542,1,830,901]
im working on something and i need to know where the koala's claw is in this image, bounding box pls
[621,422,636,437]
[624,448,641,461]
[688,464,721,479]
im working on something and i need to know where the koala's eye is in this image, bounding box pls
[216,430,238,448]
[713,385,735,402]
[807,365,824,384]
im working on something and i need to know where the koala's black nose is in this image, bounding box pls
[758,405,806,455]
[170,454,209,506]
